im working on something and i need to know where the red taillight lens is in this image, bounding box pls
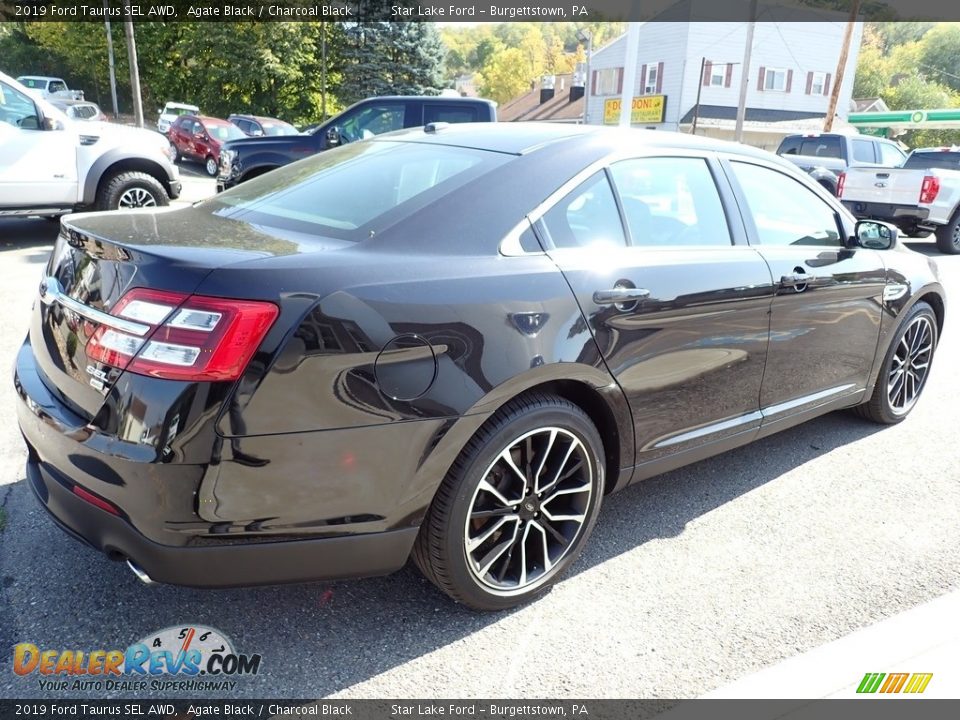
[86,288,278,382]
[920,175,940,204]
[836,171,846,198]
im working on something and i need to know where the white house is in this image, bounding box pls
[584,14,863,149]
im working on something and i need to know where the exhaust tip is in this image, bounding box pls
[126,559,157,586]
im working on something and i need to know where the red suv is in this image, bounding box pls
[168,115,245,176]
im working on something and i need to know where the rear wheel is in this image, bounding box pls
[413,393,605,611]
[96,171,169,211]
[935,214,960,254]
[855,302,937,424]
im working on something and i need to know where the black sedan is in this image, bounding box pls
[15,123,946,610]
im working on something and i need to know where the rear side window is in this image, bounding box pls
[540,172,627,250]
[207,141,508,239]
[851,139,876,163]
[424,104,479,124]
[798,137,842,158]
[730,161,842,247]
[904,152,960,171]
[610,157,732,246]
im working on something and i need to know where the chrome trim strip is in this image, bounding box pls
[38,276,151,337]
[761,383,858,419]
[654,410,762,449]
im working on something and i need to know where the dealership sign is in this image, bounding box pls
[603,95,667,124]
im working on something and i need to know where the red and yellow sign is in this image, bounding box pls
[603,95,667,125]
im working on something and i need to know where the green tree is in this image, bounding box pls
[919,24,960,93]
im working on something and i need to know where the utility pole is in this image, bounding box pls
[122,0,143,128]
[104,6,119,119]
[692,57,705,135]
[824,0,861,132]
[618,22,641,128]
[734,0,757,143]
[321,21,327,119]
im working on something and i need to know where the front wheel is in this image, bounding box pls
[205,155,218,177]
[96,170,169,211]
[413,393,605,611]
[855,302,938,424]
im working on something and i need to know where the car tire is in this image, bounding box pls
[413,392,605,611]
[205,155,218,177]
[173,146,182,163]
[935,213,960,254]
[96,171,170,211]
[854,301,938,425]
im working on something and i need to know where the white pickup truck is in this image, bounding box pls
[839,147,960,254]
[1,70,181,217]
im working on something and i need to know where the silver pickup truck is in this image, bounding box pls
[840,147,960,255]
[776,133,907,195]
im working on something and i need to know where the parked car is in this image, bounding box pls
[776,133,907,195]
[840,146,960,254]
[0,70,179,216]
[49,99,108,122]
[157,101,199,134]
[168,114,246,176]
[217,95,497,190]
[228,113,298,137]
[15,124,944,610]
[16,75,84,101]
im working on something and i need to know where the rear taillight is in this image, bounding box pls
[836,171,846,198]
[920,175,940,204]
[86,288,278,382]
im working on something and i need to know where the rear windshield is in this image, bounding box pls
[166,106,197,116]
[72,104,98,119]
[204,140,508,239]
[796,137,843,158]
[903,152,960,171]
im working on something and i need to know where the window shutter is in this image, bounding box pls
[591,70,598,95]
[703,60,712,86]
[725,63,733,88]
[757,66,766,91]
[786,69,793,93]
[656,61,664,93]
[805,72,813,95]
[616,67,624,94]
[640,64,647,94]
[823,73,832,96]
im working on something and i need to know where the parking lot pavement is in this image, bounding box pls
[0,223,958,700]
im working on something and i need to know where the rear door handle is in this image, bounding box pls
[593,288,651,305]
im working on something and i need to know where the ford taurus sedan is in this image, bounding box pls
[15,123,946,610]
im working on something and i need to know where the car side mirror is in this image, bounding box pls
[326,126,343,147]
[41,115,65,131]
[852,220,896,250]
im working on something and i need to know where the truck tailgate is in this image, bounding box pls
[841,167,923,205]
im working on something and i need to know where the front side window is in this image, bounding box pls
[340,105,406,143]
[878,143,906,167]
[541,172,626,250]
[764,68,787,91]
[0,81,40,130]
[730,161,842,247]
[206,141,507,240]
[611,157,732,247]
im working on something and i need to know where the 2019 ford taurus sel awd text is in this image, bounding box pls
[16,123,945,610]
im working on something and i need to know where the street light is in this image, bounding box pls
[576,28,592,125]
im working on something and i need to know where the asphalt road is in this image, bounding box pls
[0,191,958,700]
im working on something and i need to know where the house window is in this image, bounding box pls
[595,68,621,96]
[710,64,725,87]
[810,71,826,95]
[644,64,659,94]
[764,68,787,91]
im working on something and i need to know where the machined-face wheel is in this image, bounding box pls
[887,315,934,416]
[117,187,158,209]
[206,157,219,176]
[464,427,593,594]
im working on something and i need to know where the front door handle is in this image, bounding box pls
[779,273,829,290]
[593,288,651,305]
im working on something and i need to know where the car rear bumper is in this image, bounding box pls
[842,200,931,225]
[14,340,418,588]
